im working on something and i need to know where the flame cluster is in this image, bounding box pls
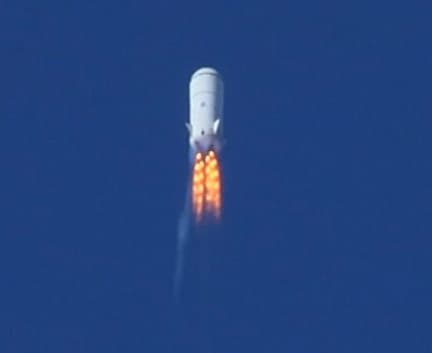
[192,150,222,222]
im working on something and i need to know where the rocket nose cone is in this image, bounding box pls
[191,67,219,79]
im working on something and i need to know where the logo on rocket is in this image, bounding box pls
[187,68,224,222]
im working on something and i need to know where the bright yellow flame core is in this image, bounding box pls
[192,150,222,222]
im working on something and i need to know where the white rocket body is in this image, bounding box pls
[188,67,224,153]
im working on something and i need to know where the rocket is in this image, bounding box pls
[187,67,224,153]
[187,68,224,222]
[174,68,224,352]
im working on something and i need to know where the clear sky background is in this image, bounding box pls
[1,1,431,352]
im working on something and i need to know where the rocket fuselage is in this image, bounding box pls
[188,67,224,153]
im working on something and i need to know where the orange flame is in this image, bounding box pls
[191,150,222,222]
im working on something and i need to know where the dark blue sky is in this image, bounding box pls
[1,1,431,352]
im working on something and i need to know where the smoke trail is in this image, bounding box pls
[174,148,222,302]
[173,188,191,303]
[174,148,223,353]
[173,150,194,304]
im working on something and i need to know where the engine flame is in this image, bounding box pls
[191,150,222,222]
